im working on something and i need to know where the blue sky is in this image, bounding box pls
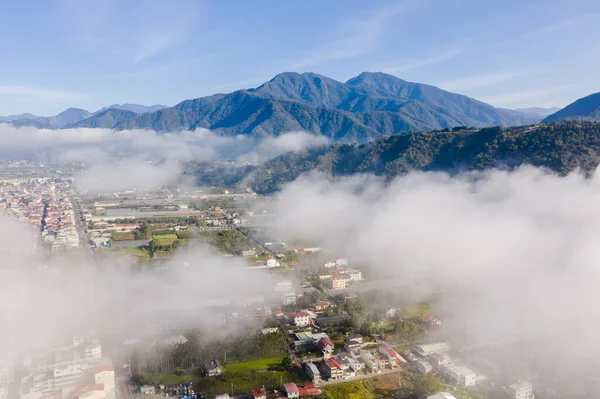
[1,0,600,115]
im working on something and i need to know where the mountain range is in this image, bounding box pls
[188,121,600,193]
[0,104,167,129]
[2,72,542,142]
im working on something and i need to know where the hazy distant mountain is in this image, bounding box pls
[95,103,168,114]
[10,108,91,129]
[0,113,41,122]
[543,93,600,123]
[191,121,600,193]
[65,109,138,129]
[514,107,561,118]
[69,72,536,142]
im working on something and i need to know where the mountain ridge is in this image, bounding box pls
[543,92,600,122]
[67,72,539,142]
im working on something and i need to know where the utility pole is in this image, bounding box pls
[231,382,234,397]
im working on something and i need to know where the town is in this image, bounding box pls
[0,161,540,399]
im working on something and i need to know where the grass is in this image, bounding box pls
[247,255,269,263]
[222,356,285,373]
[321,380,376,399]
[151,234,178,246]
[142,370,301,398]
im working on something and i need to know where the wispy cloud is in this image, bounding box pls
[435,68,543,92]
[480,84,579,108]
[0,84,87,101]
[288,1,417,70]
[380,48,464,75]
[133,29,186,64]
[538,12,600,35]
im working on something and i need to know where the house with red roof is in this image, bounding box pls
[283,383,299,399]
[317,337,334,358]
[252,386,267,399]
[287,312,311,327]
[378,344,407,368]
[319,358,343,380]
[297,383,322,397]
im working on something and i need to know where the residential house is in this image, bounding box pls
[288,312,311,327]
[204,360,222,377]
[252,386,267,399]
[242,249,256,257]
[283,383,299,399]
[324,262,336,268]
[319,359,343,381]
[335,259,348,266]
[347,270,362,281]
[283,292,296,305]
[415,360,433,375]
[94,366,115,399]
[360,350,382,373]
[378,344,407,368]
[344,334,363,351]
[507,381,534,399]
[266,258,279,268]
[440,363,476,387]
[334,353,365,376]
[427,353,452,370]
[311,300,336,313]
[303,363,321,383]
[297,383,322,397]
[317,338,334,358]
[330,276,347,290]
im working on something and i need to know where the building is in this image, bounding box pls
[303,363,321,383]
[378,344,407,368]
[297,383,322,397]
[312,300,335,313]
[415,360,433,374]
[361,350,382,372]
[283,383,299,399]
[317,338,334,358]
[414,342,451,357]
[215,394,230,399]
[84,345,102,360]
[335,258,348,266]
[330,276,347,290]
[252,386,267,399]
[319,358,343,381]
[204,360,222,377]
[427,353,452,369]
[283,291,296,305]
[440,363,476,387]
[94,366,115,399]
[347,270,362,281]
[288,312,311,327]
[381,306,397,319]
[507,381,534,399]
[344,334,363,351]
[427,393,457,399]
[266,258,280,268]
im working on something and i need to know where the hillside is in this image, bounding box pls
[189,121,600,193]
[543,92,600,122]
[60,72,536,142]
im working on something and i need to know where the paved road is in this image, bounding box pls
[117,377,136,399]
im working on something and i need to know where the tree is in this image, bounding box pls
[281,356,292,370]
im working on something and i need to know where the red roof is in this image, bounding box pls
[252,387,266,397]
[326,358,342,369]
[318,338,334,349]
[283,383,299,394]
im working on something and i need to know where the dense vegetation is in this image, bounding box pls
[194,121,600,193]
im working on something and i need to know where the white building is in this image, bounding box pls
[289,312,310,327]
[84,344,102,360]
[507,381,534,399]
[415,360,433,374]
[440,363,476,387]
[347,270,362,281]
[94,366,116,399]
[414,342,451,357]
[360,350,381,373]
[335,258,348,266]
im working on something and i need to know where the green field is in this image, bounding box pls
[151,234,178,246]
[222,356,285,373]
